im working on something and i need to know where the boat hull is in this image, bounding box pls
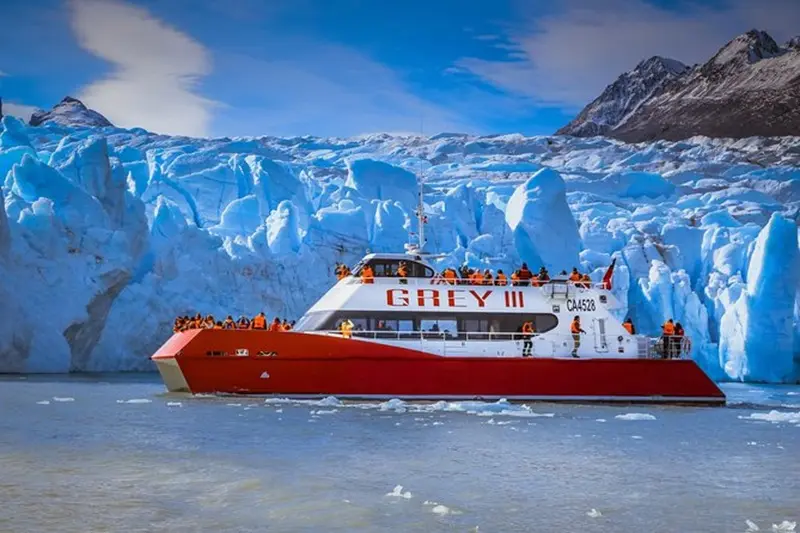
[152,330,726,405]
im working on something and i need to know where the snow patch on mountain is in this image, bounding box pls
[29,97,113,129]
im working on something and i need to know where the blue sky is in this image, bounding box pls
[1,0,798,138]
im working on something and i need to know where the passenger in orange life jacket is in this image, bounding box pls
[269,318,282,332]
[622,318,636,335]
[521,320,536,357]
[569,267,582,283]
[252,313,267,330]
[469,270,483,285]
[580,273,592,289]
[570,316,586,358]
[237,316,251,329]
[213,321,223,330]
[661,319,675,359]
[510,270,520,286]
[443,268,457,285]
[223,315,236,330]
[361,265,374,284]
[280,319,291,331]
[495,270,508,286]
[483,269,493,286]
[517,263,532,285]
[397,262,408,278]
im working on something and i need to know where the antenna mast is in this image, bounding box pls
[417,177,425,252]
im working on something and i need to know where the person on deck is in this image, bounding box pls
[443,268,457,285]
[483,269,494,286]
[280,319,291,331]
[538,267,550,284]
[570,316,586,358]
[223,315,236,330]
[510,270,520,286]
[661,319,676,359]
[622,318,636,335]
[517,263,533,286]
[569,267,582,283]
[673,322,685,358]
[470,270,483,285]
[252,312,267,330]
[213,321,223,330]
[580,273,592,289]
[340,319,354,339]
[361,264,374,284]
[173,317,183,333]
[495,270,508,286]
[521,320,535,357]
[397,261,408,280]
[269,318,282,332]
[204,315,216,329]
[237,316,251,329]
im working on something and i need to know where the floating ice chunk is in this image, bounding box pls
[386,485,412,499]
[166,402,182,407]
[36,400,50,405]
[315,396,343,407]
[52,397,75,402]
[587,509,602,518]
[631,435,643,439]
[596,419,607,422]
[615,413,656,421]
[746,519,760,531]
[226,403,242,407]
[314,409,339,415]
[772,521,796,532]
[431,504,454,516]
[117,398,152,404]
[380,399,408,413]
[740,411,800,424]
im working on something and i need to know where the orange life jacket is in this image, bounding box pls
[531,274,541,287]
[397,265,408,277]
[470,272,482,285]
[269,321,281,332]
[570,320,581,334]
[443,269,456,285]
[518,268,532,282]
[623,322,634,334]
[252,316,267,329]
[522,322,534,334]
[662,322,675,335]
[496,273,507,286]
[569,272,581,282]
[510,272,519,285]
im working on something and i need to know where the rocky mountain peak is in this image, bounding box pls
[709,29,782,69]
[29,96,113,129]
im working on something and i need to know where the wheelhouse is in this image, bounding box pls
[352,253,436,279]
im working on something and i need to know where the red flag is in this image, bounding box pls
[602,258,616,290]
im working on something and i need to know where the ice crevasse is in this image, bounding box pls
[0,115,799,382]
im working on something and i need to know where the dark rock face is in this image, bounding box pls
[557,56,689,137]
[559,30,800,141]
[29,96,113,128]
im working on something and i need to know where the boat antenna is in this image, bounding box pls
[406,169,428,255]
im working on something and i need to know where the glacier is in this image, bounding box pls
[1,115,799,382]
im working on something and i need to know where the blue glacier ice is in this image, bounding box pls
[0,118,799,382]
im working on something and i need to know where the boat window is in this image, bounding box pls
[420,318,457,339]
[363,259,434,278]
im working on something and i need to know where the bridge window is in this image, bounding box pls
[362,259,434,278]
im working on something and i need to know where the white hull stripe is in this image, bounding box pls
[224,393,726,404]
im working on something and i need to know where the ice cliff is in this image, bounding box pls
[1,116,799,382]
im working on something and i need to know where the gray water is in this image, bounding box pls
[1,375,798,533]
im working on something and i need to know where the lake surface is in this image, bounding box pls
[1,374,798,533]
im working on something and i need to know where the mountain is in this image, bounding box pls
[560,30,800,141]
[557,56,689,137]
[29,96,113,129]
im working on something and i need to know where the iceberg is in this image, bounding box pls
[0,116,799,381]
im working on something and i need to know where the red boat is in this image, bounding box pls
[151,185,725,405]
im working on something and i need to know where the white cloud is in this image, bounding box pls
[70,0,216,137]
[214,43,474,137]
[3,102,38,121]
[458,0,800,107]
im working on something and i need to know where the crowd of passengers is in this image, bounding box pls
[173,313,295,333]
[336,262,596,287]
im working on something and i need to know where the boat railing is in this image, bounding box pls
[341,276,610,290]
